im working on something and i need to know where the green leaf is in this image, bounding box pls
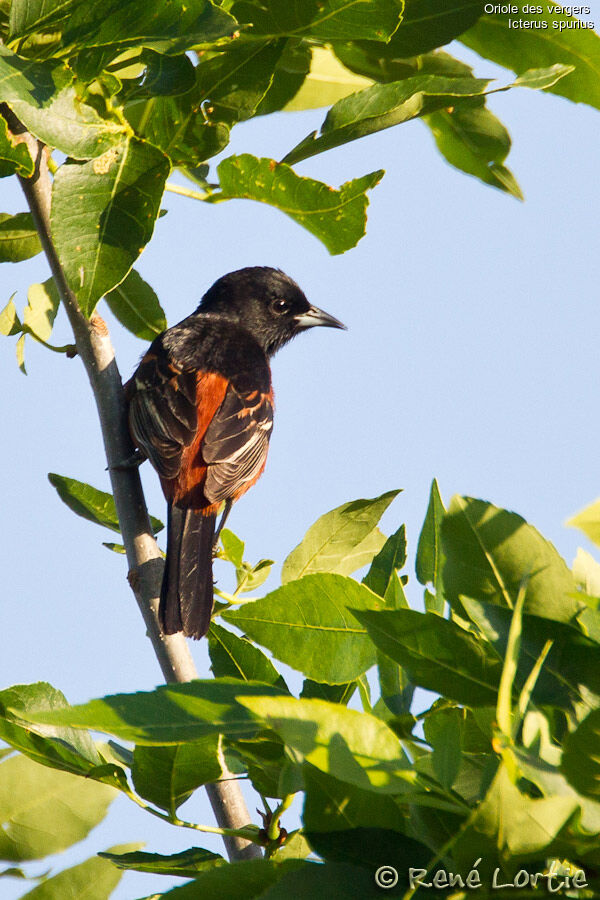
[139,858,303,899]
[98,846,225,877]
[231,0,403,43]
[18,844,142,899]
[127,49,196,99]
[15,332,26,373]
[0,212,41,262]
[219,528,245,569]
[567,497,600,549]
[461,598,600,714]
[239,696,417,794]
[212,155,383,255]
[425,103,522,199]
[250,861,397,900]
[226,733,288,798]
[362,524,406,599]
[222,574,382,684]
[22,279,59,342]
[102,541,126,554]
[416,478,446,614]
[283,66,572,165]
[256,39,312,115]
[21,0,238,55]
[132,737,222,813]
[354,608,503,706]
[300,680,356,704]
[23,679,287,744]
[282,490,399,583]
[0,297,22,336]
[461,7,600,109]
[302,763,407,837]
[0,682,102,777]
[48,472,164,535]
[0,112,34,178]
[51,137,170,317]
[423,706,463,792]
[452,764,578,880]
[0,46,125,159]
[0,753,115,862]
[377,0,485,57]
[561,708,600,800]
[283,73,492,165]
[441,496,583,624]
[125,40,284,167]
[104,268,167,340]
[208,622,289,690]
[305,826,431,876]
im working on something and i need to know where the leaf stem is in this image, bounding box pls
[165,181,212,202]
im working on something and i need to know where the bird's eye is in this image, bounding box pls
[271,298,291,314]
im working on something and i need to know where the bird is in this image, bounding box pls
[125,266,345,639]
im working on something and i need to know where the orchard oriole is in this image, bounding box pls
[126,267,345,639]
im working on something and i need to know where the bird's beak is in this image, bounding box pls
[294,305,347,331]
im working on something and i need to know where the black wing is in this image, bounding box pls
[202,385,273,504]
[127,349,197,479]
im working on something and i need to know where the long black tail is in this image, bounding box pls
[159,504,216,639]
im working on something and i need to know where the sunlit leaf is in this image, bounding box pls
[0,212,41,262]
[47,473,164,534]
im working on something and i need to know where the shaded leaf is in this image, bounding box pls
[441,496,582,624]
[212,155,383,255]
[462,597,600,715]
[231,0,403,43]
[425,103,522,199]
[24,679,286,744]
[141,857,303,899]
[51,137,170,317]
[462,7,600,109]
[223,574,382,684]
[363,526,407,602]
[239,696,417,794]
[0,682,101,778]
[98,846,225,877]
[48,472,164,535]
[561,708,600,800]
[0,45,125,158]
[208,622,289,691]
[128,49,195,99]
[132,737,222,813]
[306,826,432,875]
[0,753,115,862]
[379,0,484,57]
[254,860,397,900]
[302,763,406,833]
[32,0,237,55]
[104,268,167,340]
[125,40,283,167]
[282,490,399,583]
[354,608,503,706]
[300,680,356,705]
[0,212,41,262]
[452,764,578,880]
[0,112,34,178]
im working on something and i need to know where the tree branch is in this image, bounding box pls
[8,110,260,862]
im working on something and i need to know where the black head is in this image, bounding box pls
[198,266,345,356]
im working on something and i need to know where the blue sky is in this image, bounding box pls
[1,41,599,899]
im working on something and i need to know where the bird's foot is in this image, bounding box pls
[108,449,146,471]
